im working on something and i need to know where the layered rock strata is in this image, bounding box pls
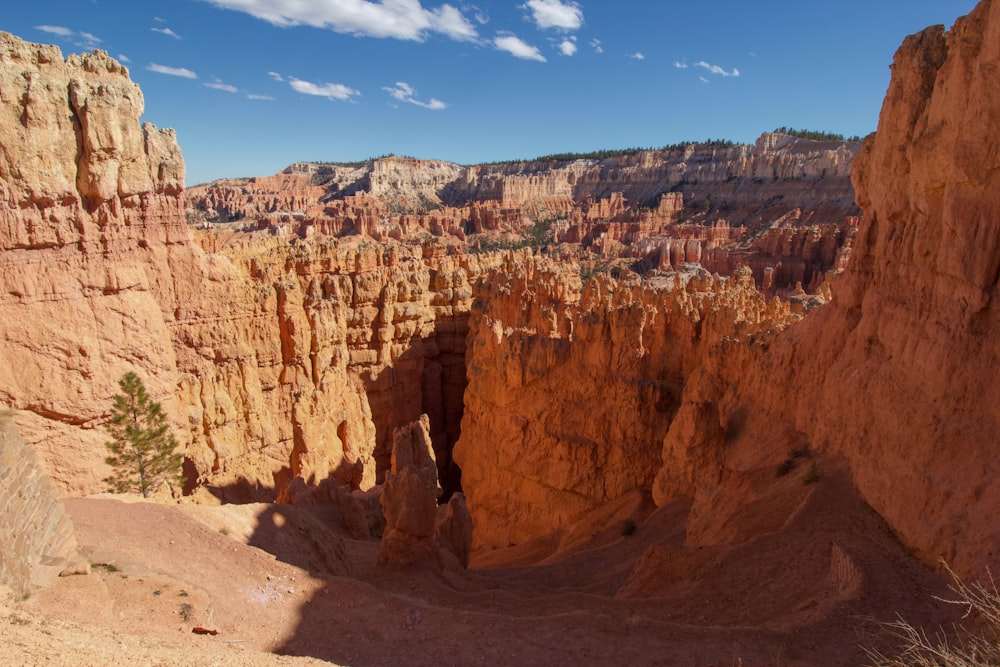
[454,259,797,548]
[0,412,84,598]
[455,0,1000,578]
[0,33,488,501]
[707,1,1000,575]
[187,135,862,294]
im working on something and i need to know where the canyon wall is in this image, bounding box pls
[452,0,1000,575]
[727,0,1000,575]
[4,0,997,583]
[187,136,861,296]
[0,33,488,501]
[454,261,797,548]
[0,32,192,493]
[190,137,859,229]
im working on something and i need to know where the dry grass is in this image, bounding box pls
[867,564,1000,666]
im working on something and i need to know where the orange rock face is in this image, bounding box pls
[5,0,997,588]
[455,1,1000,577]
[453,260,797,549]
[0,32,190,493]
[648,1,1000,577]
[0,33,490,502]
[787,2,1000,575]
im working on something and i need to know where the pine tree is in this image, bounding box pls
[104,372,185,498]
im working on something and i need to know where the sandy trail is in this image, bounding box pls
[4,464,960,666]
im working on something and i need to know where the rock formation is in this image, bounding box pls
[378,414,471,568]
[719,0,1000,576]
[454,260,797,548]
[187,133,862,295]
[0,33,482,501]
[0,412,85,598]
[3,0,999,589]
[451,0,1000,578]
[0,32,191,493]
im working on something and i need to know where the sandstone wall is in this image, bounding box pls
[443,134,857,212]
[650,0,1000,576]
[454,259,796,548]
[454,1,1000,576]
[0,411,80,598]
[0,33,486,501]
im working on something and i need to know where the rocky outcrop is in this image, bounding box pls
[0,32,192,493]
[0,411,85,598]
[377,414,471,568]
[0,33,485,501]
[454,259,797,549]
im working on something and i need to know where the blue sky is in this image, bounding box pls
[4,0,980,186]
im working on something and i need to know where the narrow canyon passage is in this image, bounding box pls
[360,307,469,500]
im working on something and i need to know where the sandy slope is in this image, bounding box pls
[4,462,962,666]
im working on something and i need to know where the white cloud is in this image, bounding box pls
[382,81,446,110]
[201,0,478,42]
[118,54,131,63]
[673,60,688,69]
[247,93,275,100]
[289,77,360,101]
[35,25,102,48]
[629,52,645,60]
[699,76,709,84]
[695,60,739,77]
[147,63,198,79]
[268,71,284,82]
[471,6,489,24]
[494,33,545,62]
[558,38,576,56]
[153,16,167,22]
[35,25,73,37]
[205,79,239,92]
[523,0,582,31]
[589,38,603,54]
[152,27,182,39]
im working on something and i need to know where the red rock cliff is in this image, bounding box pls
[454,259,796,548]
[652,0,1000,576]
[454,1,1000,576]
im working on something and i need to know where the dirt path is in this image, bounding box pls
[4,465,961,666]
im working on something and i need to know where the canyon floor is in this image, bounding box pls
[4,457,961,666]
